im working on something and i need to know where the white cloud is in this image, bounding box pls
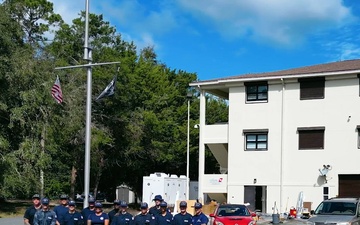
[176,0,353,46]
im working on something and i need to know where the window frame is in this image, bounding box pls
[243,129,269,151]
[245,82,268,103]
[298,77,325,100]
[298,127,325,150]
[357,125,360,149]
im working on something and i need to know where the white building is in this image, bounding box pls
[189,59,360,214]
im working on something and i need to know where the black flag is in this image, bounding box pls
[96,76,117,101]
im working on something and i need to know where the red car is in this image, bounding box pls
[209,204,257,225]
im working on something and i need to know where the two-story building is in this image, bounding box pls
[189,59,360,214]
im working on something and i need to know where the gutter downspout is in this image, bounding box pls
[280,78,285,214]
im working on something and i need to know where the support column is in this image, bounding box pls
[198,89,206,202]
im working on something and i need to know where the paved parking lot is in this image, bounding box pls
[0,216,23,225]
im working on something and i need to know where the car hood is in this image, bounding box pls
[308,215,356,223]
[214,216,253,225]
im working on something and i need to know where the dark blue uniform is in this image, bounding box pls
[111,212,133,225]
[81,207,95,223]
[24,205,41,225]
[108,209,119,224]
[155,212,173,225]
[54,205,69,224]
[63,211,83,225]
[149,206,161,216]
[173,212,192,225]
[87,212,109,225]
[133,213,155,225]
[191,213,208,225]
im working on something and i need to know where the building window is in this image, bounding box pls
[298,127,325,150]
[357,126,360,149]
[244,129,268,151]
[299,77,325,100]
[245,82,268,102]
[323,187,329,200]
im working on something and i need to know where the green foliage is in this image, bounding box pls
[0,0,229,200]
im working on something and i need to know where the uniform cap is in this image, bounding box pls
[41,198,50,205]
[68,200,76,206]
[120,201,128,207]
[32,194,40,199]
[95,202,103,208]
[153,195,163,201]
[88,197,95,203]
[160,201,167,207]
[60,194,68,199]
[140,202,148,209]
[180,201,187,207]
[194,202,202,209]
[113,199,120,204]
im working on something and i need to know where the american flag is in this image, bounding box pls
[51,75,63,104]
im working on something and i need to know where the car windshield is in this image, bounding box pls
[216,205,250,216]
[315,202,356,215]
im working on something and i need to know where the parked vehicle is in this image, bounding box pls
[307,197,360,225]
[209,204,256,225]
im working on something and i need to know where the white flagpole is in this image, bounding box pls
[83,0,91,209]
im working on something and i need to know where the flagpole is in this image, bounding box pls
[54,0,120,209]
[83,0,92,209]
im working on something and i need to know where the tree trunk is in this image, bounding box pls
[93,155,104,200]
[70,165,77,199]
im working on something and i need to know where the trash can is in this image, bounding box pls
[272,213,280,224]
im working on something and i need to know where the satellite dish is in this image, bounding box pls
[319,165,332,176]
[319,168,328,176]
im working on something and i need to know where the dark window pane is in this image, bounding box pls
[299,77,325,100]
[299,129,324,149]
[245,82,268,102]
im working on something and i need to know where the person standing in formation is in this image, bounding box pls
[33,197,57,225]
[154,202,173,225]
[148,195,163,216]
[54,194,69,225]
[63,200,83,225]
[111,201,133,225]
[108,199,120,224]
[24,194,42,225]
[133,202,154,225]
[87,202,109,225]
[173,201,192,225]
[81,197,96,224]
[191,203,208,225]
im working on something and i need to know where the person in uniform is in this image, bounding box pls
[173,201,192,225]
[63,200,83,225]
[81,197,96,224]
[133,202,154,225]
[191,203,208,225]
[87,202,109,225]
[54,194,69,225]
[154,202,173,225]
[111,201,133,225]
[24,194,42,225]
[33,197,57,225]
[108,199,120,224]
[148,195,163,216]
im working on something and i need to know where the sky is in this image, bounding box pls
[49,0,360,81]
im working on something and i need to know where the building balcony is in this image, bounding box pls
[202,174,228,193]
[203,123,228,144]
